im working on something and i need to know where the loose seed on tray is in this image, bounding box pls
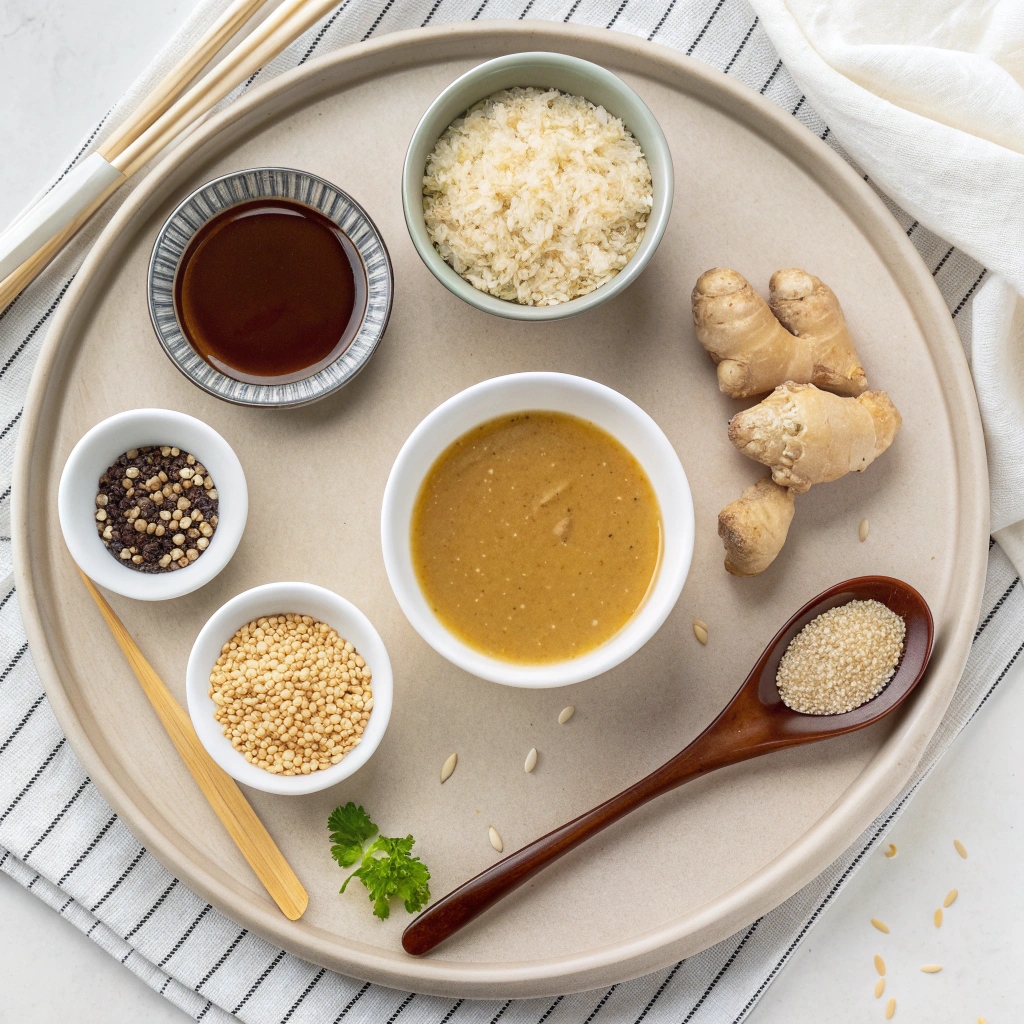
[944,888,958,908]
[885,997,896,1020]
[871,918,890,934]
[859,517,870,542]
[874,955,886,976]
[558,705,575,725]
[776,599,905,715]
[440,752,458,784]
[693,619,709,645]
[954,839,968,859]
[874,978,885,999]
[524,748,538,773]
[934,908,943,928]
[884,843,898,858]
[488,826,503,853]
[208,614,372,776]
[920,964,942,973]
[95,446,218,573]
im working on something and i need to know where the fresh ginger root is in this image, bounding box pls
[728,382,901,493]
[718,477,795,576]
[691,267,868,399]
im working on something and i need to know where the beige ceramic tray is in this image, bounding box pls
[13,22,988,997]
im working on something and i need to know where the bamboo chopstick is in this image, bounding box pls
[97,0,271,163]
[0,0,339,310]
[78,569,309,922]
[111,0,339,178]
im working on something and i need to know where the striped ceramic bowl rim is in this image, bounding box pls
[148,167,393,408]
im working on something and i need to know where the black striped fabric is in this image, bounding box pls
[0,1,1010,1021]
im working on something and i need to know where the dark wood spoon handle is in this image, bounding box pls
[402,702,777,956]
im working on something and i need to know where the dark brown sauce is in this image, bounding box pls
[173,198,366,384]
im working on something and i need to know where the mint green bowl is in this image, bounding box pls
[402,52,674,322]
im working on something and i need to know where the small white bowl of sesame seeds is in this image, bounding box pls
[185,582,393,795]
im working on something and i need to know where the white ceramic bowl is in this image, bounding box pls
[381,373,694,687]
[185,582,393,795]
[58,409,247,601]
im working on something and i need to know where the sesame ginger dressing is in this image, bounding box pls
[411,412,662,663]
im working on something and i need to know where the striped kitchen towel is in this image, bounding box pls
[0,1,1012,1021]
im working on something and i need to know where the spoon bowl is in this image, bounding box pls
[745,574,934,740]
[403,575,933,956]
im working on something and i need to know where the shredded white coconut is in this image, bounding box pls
[422,87,653,306]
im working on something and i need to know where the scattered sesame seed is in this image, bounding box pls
[488,825,503,853]
[871,918,891,934]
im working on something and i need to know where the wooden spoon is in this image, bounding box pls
[403,575,933,955]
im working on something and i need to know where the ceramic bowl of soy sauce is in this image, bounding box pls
[148,167,394,408]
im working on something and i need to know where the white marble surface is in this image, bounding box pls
[1,3,1022,1021]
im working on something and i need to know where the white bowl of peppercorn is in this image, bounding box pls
[58,408,248,601]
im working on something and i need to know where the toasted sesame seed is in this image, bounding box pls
[934,908,943,928]
[441,752,457,784]
[693,619,709,645]
[885,997,896,1019]
[954,839,968,859]
[776,599,905,715]
[558,705,575,725]
[874,978,885,998]
[871,918,890,934]
[944,888,958,908]
[874,954,886,976]
[920,964,942,973]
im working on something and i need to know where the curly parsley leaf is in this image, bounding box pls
[328,802,378,868]
[340,835,431,920]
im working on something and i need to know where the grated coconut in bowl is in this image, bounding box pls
[422,87,654,306]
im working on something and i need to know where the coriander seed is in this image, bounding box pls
[208,614,374,776]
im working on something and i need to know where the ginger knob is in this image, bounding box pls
[769,269,867,396]
[728,382,901,493]
[718,477,795,576]
[691,267,868,398]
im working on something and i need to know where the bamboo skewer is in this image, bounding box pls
[0,0,339,311]
[79,569,309,922]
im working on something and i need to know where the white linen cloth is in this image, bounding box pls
[1,2,1021,1022]
[747,0,1024,563]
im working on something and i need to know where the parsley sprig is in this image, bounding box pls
[328,803,431,920]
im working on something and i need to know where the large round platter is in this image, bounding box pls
[13,22,987,997]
